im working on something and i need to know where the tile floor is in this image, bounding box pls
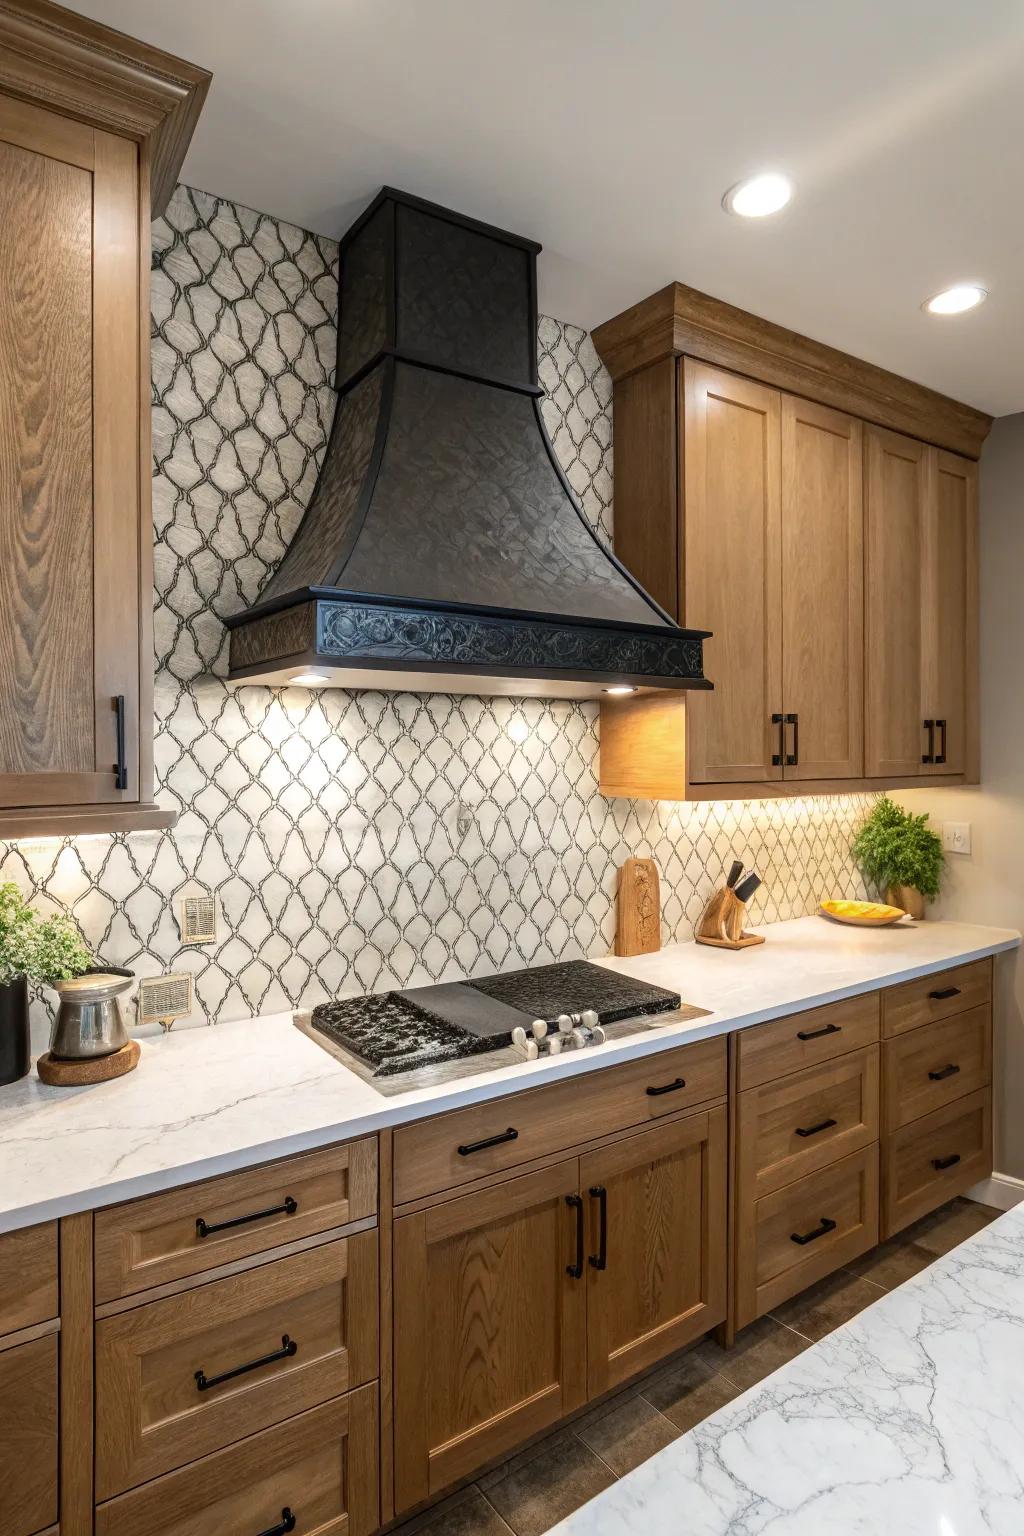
[390,1196,1001,1536]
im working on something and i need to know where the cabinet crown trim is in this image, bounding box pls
[592,282,992,459]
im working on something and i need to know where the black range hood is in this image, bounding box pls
[226,188,711,699]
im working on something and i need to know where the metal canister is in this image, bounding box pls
[49,970,135,1059]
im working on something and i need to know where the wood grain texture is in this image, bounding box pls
[59,1209,95,1536]
[0,130,94,782]
[378,1129,395,1527]
[0,800,177,838]
[0,1332,59,1536]
[882,1004,991,1134]
[881,958,992,1039]
[615,856,661,956]
[580,1105,727,1397]
[738,1045,880,1199]
[780,394,863,780]
[864,425,930,778]
[923,449,978,779]
[882,1088,991,1239]
[393,1160,585,1512]
[0,1220,57,1334]
[599,691,686,800]
[0,87,93,166]
[737,994,880,1091]
[392,1036,727,1207]
[0,0,210,217]
[591,281,992,458]
[94,1137,378,1302]
[95,1385,380,1536]
[683,360,783,784]
[737,1143,879,1327]
[95,1231,379,1499]
[609,359,679,616]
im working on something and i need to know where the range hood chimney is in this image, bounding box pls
[226,188,711,698]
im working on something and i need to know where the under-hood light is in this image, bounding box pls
[603,685,638,696]
[290,670,330,687]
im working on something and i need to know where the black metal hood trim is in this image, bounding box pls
[227,187,711,696]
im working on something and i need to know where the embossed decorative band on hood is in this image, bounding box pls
[225,188,711,698]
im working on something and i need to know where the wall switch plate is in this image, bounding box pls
[942,822,972,855]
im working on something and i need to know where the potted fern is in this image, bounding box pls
[0,883,93,1085]
[851,798,944,919]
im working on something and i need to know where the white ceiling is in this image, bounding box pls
[70,0,1024,415]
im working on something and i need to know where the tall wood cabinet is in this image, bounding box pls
[0,0,209,840]
[596,282,989,800]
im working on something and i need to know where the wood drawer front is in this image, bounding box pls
[96,1384,380,1536]
[743,1146,879,1326]
[393,1037,727,1206]
[882,959,992,1039]
[95,1231,379,1499]
[883,1089,992,1239]
[0,1222,58,1335]
[95,1138,378,1302]
[739,1046,879,1198]
[0,1333,58,1536]
[883,1006,991,1132]
[737,995,880,1091]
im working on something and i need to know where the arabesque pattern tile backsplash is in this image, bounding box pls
[0,185,872,1043]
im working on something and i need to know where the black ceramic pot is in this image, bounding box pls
[0,974,30,1085]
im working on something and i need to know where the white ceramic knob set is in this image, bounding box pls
[511,1009,606,1060]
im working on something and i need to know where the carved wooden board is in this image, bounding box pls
[615,856,661,956]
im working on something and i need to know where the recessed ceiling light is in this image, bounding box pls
[603,685,638,696]
[722,172,793,218]
[290,670,330,687]
[923,283,987,315]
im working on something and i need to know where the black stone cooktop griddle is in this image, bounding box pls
[309,960,681,1078]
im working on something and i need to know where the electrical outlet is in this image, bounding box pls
[942,822,972,855]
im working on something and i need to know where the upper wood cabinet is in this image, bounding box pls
[595,282,988,800]
[864,428,978,780]
[0,0,209,840]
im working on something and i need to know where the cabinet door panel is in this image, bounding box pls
[781,396,863,779]
[923,450,977,776]
[393,1160,585,1513]
[0,98,140,810]
[683,360,782,783]
[580,1106,727,1398]
[864,426,929,777]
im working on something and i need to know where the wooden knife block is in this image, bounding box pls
[695,886,765,950]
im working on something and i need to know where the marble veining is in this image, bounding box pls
[0,916,1016,1234]
[551,1201,1024,1536]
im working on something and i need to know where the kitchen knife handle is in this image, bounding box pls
[733,871,761,904]
[727,859,744,889]
[771,713,784,767]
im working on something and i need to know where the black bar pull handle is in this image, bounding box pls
[646,1077,686,1097]
[922,719,935,764]
[928,1063,961,1082]
[257,1512,296,1536]
[797,1021,841,1042]
[784,712,799,767]
[589,1185,608,1271]
[113,694,128,790]
[929,986,962,1001]
[932,1153,962,1171]
[771,712,784,767]
[935,719,947,765]
[566,1194,584,1279]
[196,1195,297,1240]
[457,1127,518,1157]
[795,1117,838,1139]
[195,1334,297,1393]
[790,1216,837,1247]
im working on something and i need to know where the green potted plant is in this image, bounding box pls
[851,797,944,919]
[0,883,93,1085]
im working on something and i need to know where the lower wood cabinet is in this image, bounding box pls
[0,1332,59,1536]
[393,1102,727,1514]
[95,1386,380,1536]
[883,1088,992,1238]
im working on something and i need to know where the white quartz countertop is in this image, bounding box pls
[551,1199,1024,1536]
[0,915,1016,1233]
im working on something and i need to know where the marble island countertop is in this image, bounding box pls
[551,1198,1024,1536]
[0,915,1017,1234]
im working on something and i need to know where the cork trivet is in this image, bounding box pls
[37,1039,140,1086]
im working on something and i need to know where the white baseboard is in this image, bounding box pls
[966,1172,1024,1211]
